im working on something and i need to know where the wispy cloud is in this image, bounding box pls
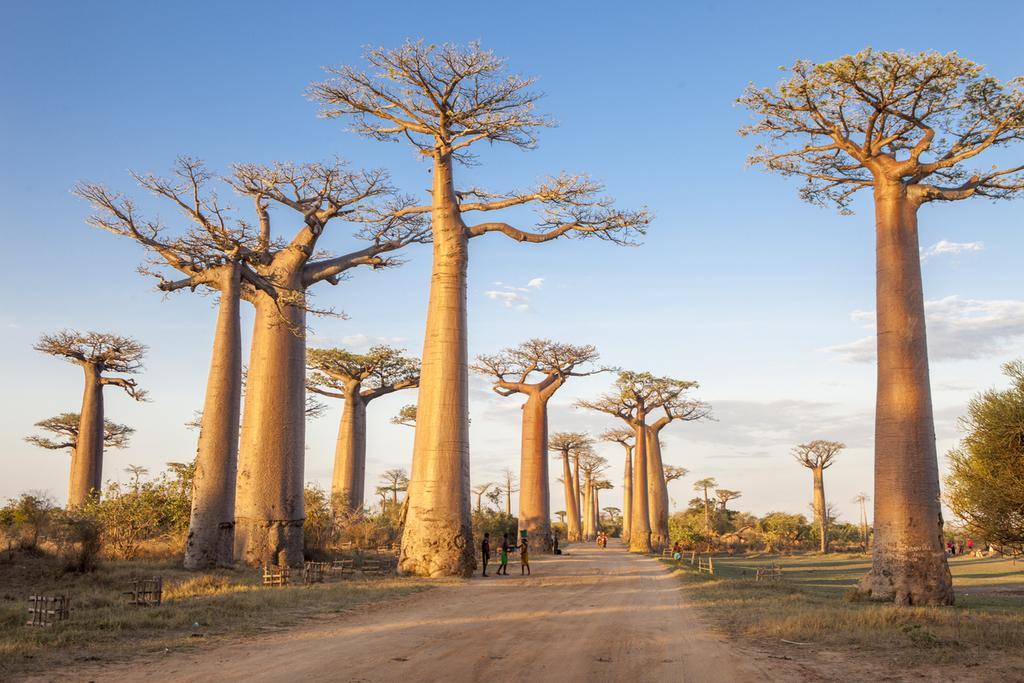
[307,333,408,350]
[921,240,983,261]
[825,296,1024,363]
[484,277,545,312]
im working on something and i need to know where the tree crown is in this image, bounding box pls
[472,338,604,396]
[577,371,705,426]
[548,431,593,457]
[25,412,134,451]
[307,345,420,400]
[391,403,417,427]
[740,49,1024,212]
[792,440,845,470]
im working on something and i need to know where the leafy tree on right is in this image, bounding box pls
[740,49,1024,605]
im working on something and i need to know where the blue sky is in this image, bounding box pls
[2,1,1023,522]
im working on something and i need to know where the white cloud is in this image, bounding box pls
[484,277,545,312]
[825,296,1024,363]
[485,290,527,308]
[921,240,984,261]
[527,277,545,289]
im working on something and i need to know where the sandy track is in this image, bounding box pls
[49,545,789,682]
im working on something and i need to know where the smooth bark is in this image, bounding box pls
[400,152,474,577]
[519,393,551,550]
[572,454,582,529]
[69,365,104,507]
[629,422,652,553]
[235,286,307,567]
[184,265,242,569]
[622,446,633,544]
[582,476,594,541]
[561,451,582,542]
[812,467,828,553]
[858,185,953,605]
[331,386,367,511]
[646,426,670,550]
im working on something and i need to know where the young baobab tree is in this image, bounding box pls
[225,161,426,567]
[715,489,742,512]
[499,467,519,517]
[578,372,698,552]
[740,50,1024,604]
[645,392,711,548]
[692,478,718,536]
[472,339,603,550]
[311,42,650,577]
[555,510,566,525]
[26,413,134,489]
[549,432,592,542]
[34,332,146,507]
[307,346,420,511]
[792,440,845,553]
[854,493,871,549]
[380,468,411,506]
[471,482,494,513]
[578,449,608,541]
[76,159,270,569]
[601,428,635,544]
[593,479,613,534]
[391,404,417,427]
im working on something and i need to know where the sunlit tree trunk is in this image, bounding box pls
[582,476,593,540]
[185,265,241,568]
[561,452,582,542]
[235,279,306,567]
[629,422,652,552]
[400,151,474,577]
[69,364,104,507]
[858,183,953,605]
[646,428,670,551]
[812,466,828,553]
[331,386,366,511]
[622,446,632,543]
[572,453,582,527]
[519,392,551,550]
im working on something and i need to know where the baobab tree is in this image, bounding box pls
[592,479,613,534]
[603,507,621,526]
[472,339,603,550]
[854,493,871,549]
[645,393,711,548]
[499,468,519,517]
[26,414,134,477]
[740,50,1024,604]
[225,161,426,567]
[793,440,845,553]
[693,478,718,536]
[664,465,688,484]
[34,332,146,507]
[549,432,592,542]
[578,372,699,552]
[76,160,265,568]
[601,428,635,544]
[307,346,420,511]
[471,482,494,513]
[379,468,410,506]
[311,42,650,577]
[715,489,742,512]
[391,404,417,427]
[578,450,609,541]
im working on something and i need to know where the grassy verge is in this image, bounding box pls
[0,550,435,678]
[661,552,1024,678]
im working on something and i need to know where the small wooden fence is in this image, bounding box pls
[303,562,330,585]
[262,564,291,587]
[27,595,70,627]
[697,556,715,575]
[755,564,783,582]
[123,577,163,606]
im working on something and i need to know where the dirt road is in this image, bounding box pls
[58,545,785,682]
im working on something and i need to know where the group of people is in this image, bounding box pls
[946,538,975,557]
[481,533,530,577]
[596,531,608,548]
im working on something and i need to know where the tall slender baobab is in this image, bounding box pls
[473,340,603,550]
[379,468,410,507]
[499,468,519,517]
[601,428,635,544]
[307,346,420,512]
[578,449,608,541]
[226,162,426,567]
[311,42,649,577]
[578,372,699,552]
[741,50,1024,603]
[645,393,711,548]
[693,478,718,536]
[793,440,845,553]
[26,414,134,478]
[76,159,270,568]
[471,482,494,513]
[854,493,871,549]
[549,432,592,542]
[593,480,613,535]
[34,332,146,507]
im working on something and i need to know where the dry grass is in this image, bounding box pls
[0,549,434,679]
[663,552,1024,679]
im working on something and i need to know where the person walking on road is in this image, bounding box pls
[481,533,491,577]
[520,536,531,576]
[498,533,510,575]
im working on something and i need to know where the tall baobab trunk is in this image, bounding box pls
[646,429,670,551]
[593,487,601,533]
[519,393,551,550]
[235,282,307,567]
[858,184,953,605]
[185,266,242,569]
[812,466,828,553]
[400,152,474,577]
[572,454,582,526]
[622,446,632,543]
[561,452,582,542]
[629,423,652,553]
[69,364,104,507]
[331,387,367,511]
[582,476,593,541]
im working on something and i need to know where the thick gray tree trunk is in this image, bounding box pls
[858,184,953,605]
[185,266,242,569]
[812,467,828,554]
[629,422,652,553]
[235,287,306,567]
[622,446,632,544]
[69,364,104,507]
[518,392,551,550]
[646,428,670,551]
[400,152,475,577]
[561,452,582,542]
[331,387,367,511]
